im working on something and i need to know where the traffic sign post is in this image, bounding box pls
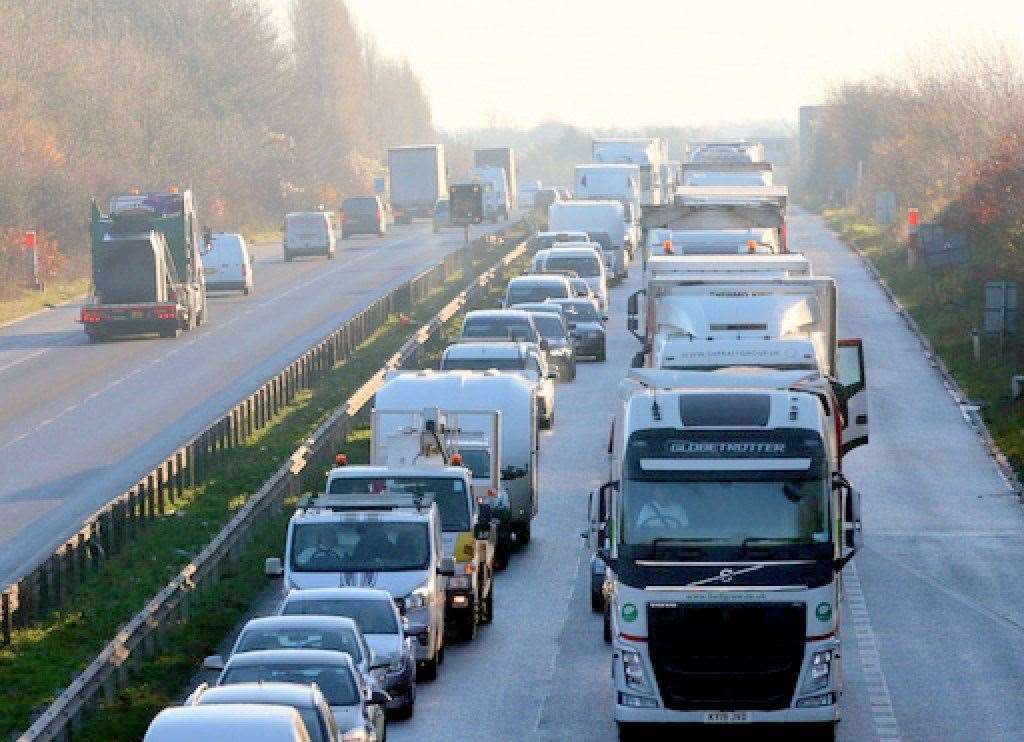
[906,208,919,269]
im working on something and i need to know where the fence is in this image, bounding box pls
[1,229,521,646]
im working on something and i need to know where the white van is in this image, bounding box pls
[204,233,253,294]
[143,704,312,742]
[548,200,628,282]
[283,211,336,262]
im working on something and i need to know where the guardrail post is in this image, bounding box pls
[2,592,11,646]
[146,475,156,523]
[157,467,167,515]
[174,451,184,501]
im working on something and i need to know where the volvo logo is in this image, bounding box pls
[718,568,735,583]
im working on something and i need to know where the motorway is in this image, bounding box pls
[0,221,500,591]
[374,210,1024,741]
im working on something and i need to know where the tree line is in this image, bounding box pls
[0,0,434,295]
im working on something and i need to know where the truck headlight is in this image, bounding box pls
[801,648,834,695]
[448,575,471,590]
[404,588,428,612]
[621,649,649,691]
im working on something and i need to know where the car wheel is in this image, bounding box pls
[461,602,478,642]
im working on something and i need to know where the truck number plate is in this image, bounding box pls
[704,712,750,724]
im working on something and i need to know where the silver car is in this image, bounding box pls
[214,649,388,742]
[279,587,418,719]
[186,682,339,742]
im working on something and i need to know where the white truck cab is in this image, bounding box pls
[267,492,453,680]
[596,375,862,740]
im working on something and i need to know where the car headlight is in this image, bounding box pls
[621,648,650,691]
[801,647,834,694]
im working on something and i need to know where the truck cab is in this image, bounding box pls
[268,492,454,681]
[596,380,862,739]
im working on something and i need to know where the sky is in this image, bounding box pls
[268,0,1024,131]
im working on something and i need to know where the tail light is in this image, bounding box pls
[450,453,463,466]
[81,309,101,324]
[155,306,177,320]
[335,453,349,466]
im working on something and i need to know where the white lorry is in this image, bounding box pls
[574,164,642,251]
[591,137,669,206]
[548,200,629,282]
[375,370,541,561]
[387,145,447,223]
[594,370,863,740]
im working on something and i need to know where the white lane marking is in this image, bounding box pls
[846,561,902,741]
[0,348,48,374]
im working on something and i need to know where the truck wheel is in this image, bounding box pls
[494,534,512,570]
[480,581,494,625]
[591,582,604,613]
[617,722,646,742]
[514,521,531,547]
[603,604,612,644]
[418,656,438,682]
[811,722,838,742]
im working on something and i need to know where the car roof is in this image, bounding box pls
[224,649,356,668]
[147,705,307,736]
[510,303,562,313]
[465,309,534,320]
[241,615,359,633]
[196,682,319,708]
[444,342,530,358]
[546,246,601,257]
[283,587,395,603]
[507,275,569,286]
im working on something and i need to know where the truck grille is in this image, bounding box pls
[647,602,805,711]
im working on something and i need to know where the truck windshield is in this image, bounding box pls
[457,449,490,479]
[619,430,830,558]
[290,521,429,572]
[327,477,470,531]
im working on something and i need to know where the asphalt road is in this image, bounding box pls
[0,221,503,590]
[380,210,1024,741]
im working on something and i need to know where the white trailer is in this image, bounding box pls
[388,144,447,223]
[375,370,540,552]
[591,137,669,206]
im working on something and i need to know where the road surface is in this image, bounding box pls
[0,221,503,590]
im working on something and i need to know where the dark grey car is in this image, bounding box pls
[342,196,386,238]
[547,298,607,362]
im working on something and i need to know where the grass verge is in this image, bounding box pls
[0,278,89,325]
[823,208,1024,470]
[0,232,522,739]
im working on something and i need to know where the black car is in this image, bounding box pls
[547,298,607,362]
[342,195,387,237]
[523,310,576,381]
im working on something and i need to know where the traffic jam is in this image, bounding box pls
[143,138,866,742]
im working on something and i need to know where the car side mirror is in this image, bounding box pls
[203,655,225,671]
[265,557,283,577]
[370,689,392,707]
[438,556,456,577]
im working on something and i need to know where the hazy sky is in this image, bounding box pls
[269,0,1022,130]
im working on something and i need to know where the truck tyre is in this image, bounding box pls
[603,604,612,644]
[460,601,478,642]
[812,722,838,742]
[480,581,494,625]
[418,655,438,682]
[514,521,531,547]
[494,533,512,570]
[591,582,604,613]
[617,722,646,742]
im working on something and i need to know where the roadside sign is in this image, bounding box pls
[918,223,968,268]
[449,183,483,225]
[983,281,1018,336]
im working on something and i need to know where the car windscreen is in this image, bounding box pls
[556,301,600,322]
[290,521,429,572]
[531,313,566,339]
[442,356,525,371]
[220,664,359,706]
[544,255,601,277]
[281,598,400,634]
[342,198,377,214]
[327,476,471,531]
[235,625,363,664]
[506,284,568,304]
[463,317,535,340]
